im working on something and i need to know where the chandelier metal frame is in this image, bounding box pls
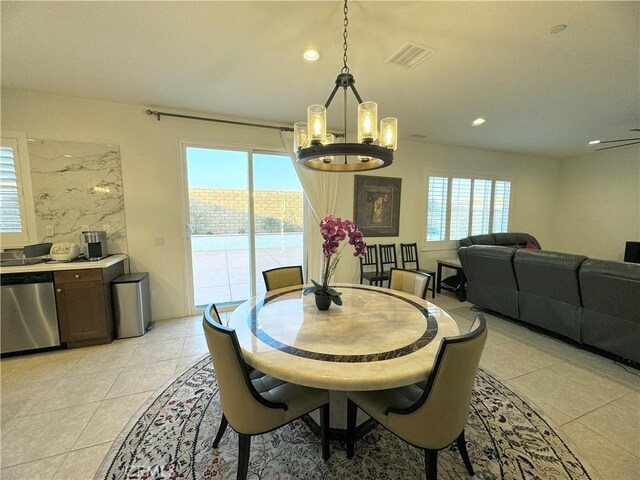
[295,0,396,172]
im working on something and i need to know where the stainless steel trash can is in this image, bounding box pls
[112,272,152,339]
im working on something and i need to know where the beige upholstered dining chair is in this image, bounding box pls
[262,265,303,292]
[346,314,488,480]
[388,267,432,299]
[203,306,330,480]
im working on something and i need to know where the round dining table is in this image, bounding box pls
[227,283,460,392]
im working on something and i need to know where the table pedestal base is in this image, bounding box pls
[305,391,377,441]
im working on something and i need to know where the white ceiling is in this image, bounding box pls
[1,1,638,158]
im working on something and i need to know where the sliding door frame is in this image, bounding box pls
[178,138,288,315]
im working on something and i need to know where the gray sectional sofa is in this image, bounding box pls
[457,233,640,365]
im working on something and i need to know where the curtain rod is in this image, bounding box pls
[145,109,345,137]
[145,109,294,132]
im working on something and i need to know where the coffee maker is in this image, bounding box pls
[82,231,108,261]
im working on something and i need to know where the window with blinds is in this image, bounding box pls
[1,143,24,233]
[424,174,512,243]
[0,132,36,245]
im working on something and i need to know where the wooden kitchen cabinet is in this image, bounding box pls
[54,262,124,348]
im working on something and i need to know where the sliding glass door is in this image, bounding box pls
[183,145,303,310]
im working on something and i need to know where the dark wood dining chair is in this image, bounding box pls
[378,243,398,287]
[400,242,436,298]
[360,244,386,286]
[203,305,330,480]
[347,314,488,480]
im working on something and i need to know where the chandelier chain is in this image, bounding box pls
[342,0,349,73]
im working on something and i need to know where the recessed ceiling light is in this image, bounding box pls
[472,117,486,127]
[550,24,567,34]
[63,154,72,158]
[588,140,601,145]
[302,49,321,62]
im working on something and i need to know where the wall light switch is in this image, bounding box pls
[154,237,165,246]
[45,226,54,236]
[102,224,111,234]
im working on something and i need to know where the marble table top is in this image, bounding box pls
[227,283,460,391]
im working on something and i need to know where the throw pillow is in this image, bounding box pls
[525,240,539,249]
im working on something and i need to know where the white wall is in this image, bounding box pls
[2,88,564,317]
[2,89,286,319]
[328,139,561,283]
[553,146,640,261]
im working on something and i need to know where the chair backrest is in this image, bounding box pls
[400,242,420,270]
[360,244,379,273]
[202,310,287,434]
[262,265,303,292]
[388,268,431,299]
[386,314,487,449]
[204,302,223,324]
[379,244,397,274]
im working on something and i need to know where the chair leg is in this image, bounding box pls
[237,433,251,480]
[456,430,474,475]
[212,414,228,448]
[346,399,357,458]
[320,403,330,460]
[424,449,438,480]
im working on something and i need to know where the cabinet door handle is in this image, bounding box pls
[56,288,62,293]
[74,274,80,279]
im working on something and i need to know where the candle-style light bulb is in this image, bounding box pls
[321,133,335,164]
[358,102,378,143]
[380,117,398,151]
[294,122,308,151]
[307,105,326,145]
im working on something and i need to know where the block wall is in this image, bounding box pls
[189,188,303,234]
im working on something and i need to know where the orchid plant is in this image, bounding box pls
[303,215,367,306]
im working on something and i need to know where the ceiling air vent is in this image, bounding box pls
[385,41,436,70]
[409,134,428,139]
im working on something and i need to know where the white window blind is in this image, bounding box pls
[471,179,492,235]
[0,132,36,246]
[0,144,23,233]
[426,176,448,241]
[450,178,471,239]
[424,174,511,243]
[492,180,511,232]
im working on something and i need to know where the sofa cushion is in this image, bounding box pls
[579,259,640,362]
[514,249,587,342]
[459,234,495,247]
[458,246,519,318]
[458,232,541,249]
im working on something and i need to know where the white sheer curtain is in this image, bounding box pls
[281,131,340,283]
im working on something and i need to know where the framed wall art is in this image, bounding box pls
[353,175,402,237]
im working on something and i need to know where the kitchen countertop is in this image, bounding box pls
[0,254,128,274]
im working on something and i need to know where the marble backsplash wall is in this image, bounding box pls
[28,139,128,254]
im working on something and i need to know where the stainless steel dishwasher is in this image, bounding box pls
[1,271,60,355]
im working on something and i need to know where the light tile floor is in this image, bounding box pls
[1,292,638,479]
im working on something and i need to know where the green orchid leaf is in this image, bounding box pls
[331,295,343,306]
[303,287,317,295]
[326,288,341,296]
[311,279,323,289]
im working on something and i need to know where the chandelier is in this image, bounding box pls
[294,0,398,172]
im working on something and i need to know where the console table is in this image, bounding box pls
[436,258,466,302]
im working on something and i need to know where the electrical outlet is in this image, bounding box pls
[154,237,165,246]
[45,226,54,236]
[102,224,111,234]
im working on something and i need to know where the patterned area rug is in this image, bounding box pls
[96,357,592,480]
